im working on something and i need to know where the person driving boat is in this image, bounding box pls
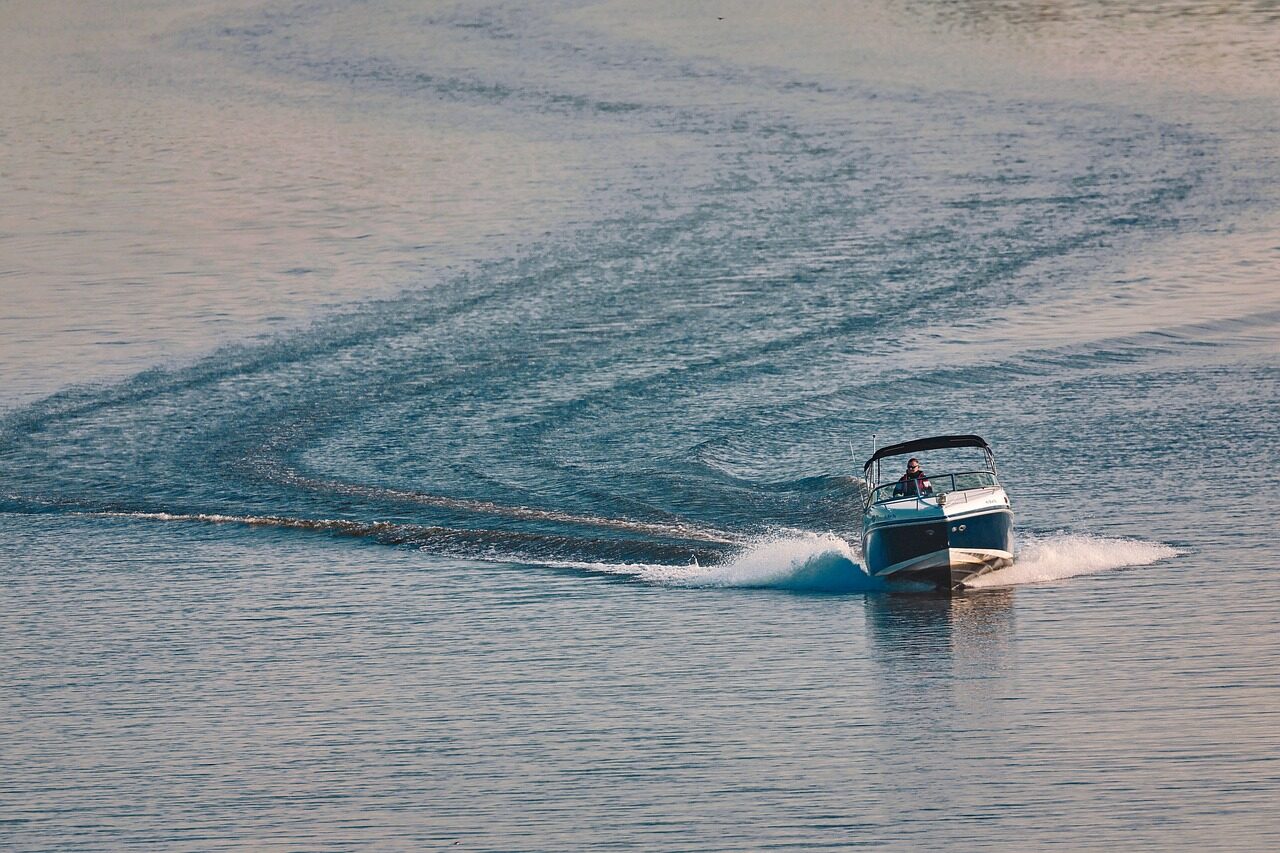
[893,457,932,497]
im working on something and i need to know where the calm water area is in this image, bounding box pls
[2,1,1279,849]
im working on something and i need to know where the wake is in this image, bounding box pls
[547,532,881,593]
[260,463,742,545]
[560,530,1180,593]
[86,510,1179,593]
[967,532,1180,588]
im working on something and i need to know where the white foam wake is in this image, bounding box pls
[967,531,1180,588]
[552,531,882,593]
[555,530,1179,593]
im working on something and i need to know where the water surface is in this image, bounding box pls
[2,1,1278,849]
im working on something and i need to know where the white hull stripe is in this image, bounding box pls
[874,547,1013,578]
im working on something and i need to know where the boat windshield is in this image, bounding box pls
[867,470,998,505]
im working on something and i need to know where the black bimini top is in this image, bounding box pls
[863,434,990,474]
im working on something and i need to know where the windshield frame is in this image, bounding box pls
[865,469,1001,507]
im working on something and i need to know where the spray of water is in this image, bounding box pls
[557,530,1180,594]
[548,532,880,593]
[967,531,1180,588]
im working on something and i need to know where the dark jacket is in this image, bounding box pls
[894,471,932,497]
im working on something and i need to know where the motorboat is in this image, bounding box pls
[861,434,1013,589]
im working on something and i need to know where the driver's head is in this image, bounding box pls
[906,458,921,474]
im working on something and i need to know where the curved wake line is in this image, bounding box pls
[88,510,413,536]
[84,510,730,565]
[261,463,742,545]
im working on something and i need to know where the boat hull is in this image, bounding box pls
[864,507,1013,588]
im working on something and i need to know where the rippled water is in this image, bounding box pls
[3,1,1279,849]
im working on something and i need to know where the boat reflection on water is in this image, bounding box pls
[865,588,1016,716]
[860,589,1023,814]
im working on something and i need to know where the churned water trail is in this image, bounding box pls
[82,508,739,566]
[82,509,1178,595]
[542,530,1180,594]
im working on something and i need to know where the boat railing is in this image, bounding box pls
[865,470,999,507]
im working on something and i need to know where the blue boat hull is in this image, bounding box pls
[864,507,1014,588]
